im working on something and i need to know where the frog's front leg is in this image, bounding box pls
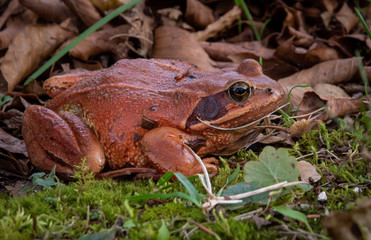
[22,105,105,175]
[141,127,218,177]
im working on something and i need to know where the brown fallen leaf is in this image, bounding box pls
[70,25,131,61]
[152,26,216,71]
[335,2,359,34]
[0,0,20,29]
[200,41,274,62]
[313,83,350,98]
[297,160,321,183]
[118,2,154,58]
[277,26,314,48]
[278,58,359,88]
[62,0,107,27]
[304,45,340,67]
[297,91,362,121]
[0,22,75,91]
[0,152,30,177]
[0,9,37,50]
[185,0,215,30]
[275,37,307,68]
[192,5,241,41]
[0,128,27,156]
[20,0,72,23]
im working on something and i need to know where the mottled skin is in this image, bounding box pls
[22,58,285,177]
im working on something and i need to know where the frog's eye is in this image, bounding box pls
[227,81,251,102]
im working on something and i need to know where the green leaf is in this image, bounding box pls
[244,146,300,187]
[216,165,240,197]
[156,172,174,187]
[0,95,12,106]
[33,178,61,188]
[123,219,136,228]
[222,182,272,205]
[174,172,201,206]
[272,206,313,233]
[156,220,170,240]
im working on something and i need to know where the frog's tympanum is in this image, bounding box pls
[22,59,285,177]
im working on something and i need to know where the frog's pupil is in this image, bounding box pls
[234,86,247,95]
[228,82,251,102]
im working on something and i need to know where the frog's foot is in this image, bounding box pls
[141,127,218,177]
[22,105,105,175]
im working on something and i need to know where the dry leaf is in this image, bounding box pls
[0,9,37,50]
[0,0,20,29]
[0,128,28,156]
[185,0,215,29]
[20,0,72,23]
[1,23,74,91]
[278,57,359,87]
[313,83,349,99]
[62,0,104,27]
[192,5,241,41]
[297,91,361,121]
[290,119,321,138]
[297,160,321,183]
[152,26,216,71]
[335,2,359,33]
[70,25,131,61]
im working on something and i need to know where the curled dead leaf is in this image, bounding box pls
[297,91,362,121]
[290,119,322,138]
[335,2,359,33]
[185,0,215,29]
[70,25,131,61]
[279,58,359,87]
[20,0,72,23]
[153,26,216,71]
[192,5,241,41]
[297,160,321,183]
[1,23,74,91]
[0,128,28,156]
[62,0,104,27]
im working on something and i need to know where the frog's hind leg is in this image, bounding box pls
[22,105,105,175]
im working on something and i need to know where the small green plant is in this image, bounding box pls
[21,166,63,194]
[71,156,96,183]
[0,94,12,106]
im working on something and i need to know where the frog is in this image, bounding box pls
[22,58,285,178]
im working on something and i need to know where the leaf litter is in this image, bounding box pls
[0,0,370,239]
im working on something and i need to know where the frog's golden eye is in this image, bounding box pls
[227,81,251,102]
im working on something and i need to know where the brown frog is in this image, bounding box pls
[22,58,285,177]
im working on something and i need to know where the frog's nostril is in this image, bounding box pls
[265,88,274,94]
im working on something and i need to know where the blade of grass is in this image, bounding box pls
[24,0,143,85]
[174,172,202,206]
[355,51,369,97]
[354,7,371,40]
[235,0,261,41]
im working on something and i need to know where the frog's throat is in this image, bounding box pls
[197,103,288,131]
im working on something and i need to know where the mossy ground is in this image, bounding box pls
[1,116,370,239]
